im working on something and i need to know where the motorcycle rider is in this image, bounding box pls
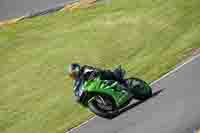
[68,63,126,98]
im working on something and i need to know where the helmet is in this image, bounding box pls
[68,63,81,79]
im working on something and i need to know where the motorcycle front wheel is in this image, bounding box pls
[88,94,118,118]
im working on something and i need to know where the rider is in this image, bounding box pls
[68,63,126,98]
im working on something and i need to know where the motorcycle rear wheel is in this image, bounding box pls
[124,77,152,100]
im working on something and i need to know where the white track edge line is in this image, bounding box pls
[67,53,200,133]
[150,53,200,85]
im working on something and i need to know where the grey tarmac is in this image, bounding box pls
[0,0,74,21]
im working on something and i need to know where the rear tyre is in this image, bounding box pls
[88,94,118,119]
[125,77,152,100]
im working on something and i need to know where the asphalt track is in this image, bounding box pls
[70,54,200,133]
[0,0,74,21]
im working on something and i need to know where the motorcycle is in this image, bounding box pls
[73,75,152,119]
[72,66,153,118]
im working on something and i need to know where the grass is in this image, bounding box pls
[0,0,200,132]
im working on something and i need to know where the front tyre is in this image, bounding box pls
[88,94,118,118]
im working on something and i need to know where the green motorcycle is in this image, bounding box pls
[74,76,152,118]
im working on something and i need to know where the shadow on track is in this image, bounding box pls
[106,88,165,119]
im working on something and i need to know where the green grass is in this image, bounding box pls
[0,0,200,132]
